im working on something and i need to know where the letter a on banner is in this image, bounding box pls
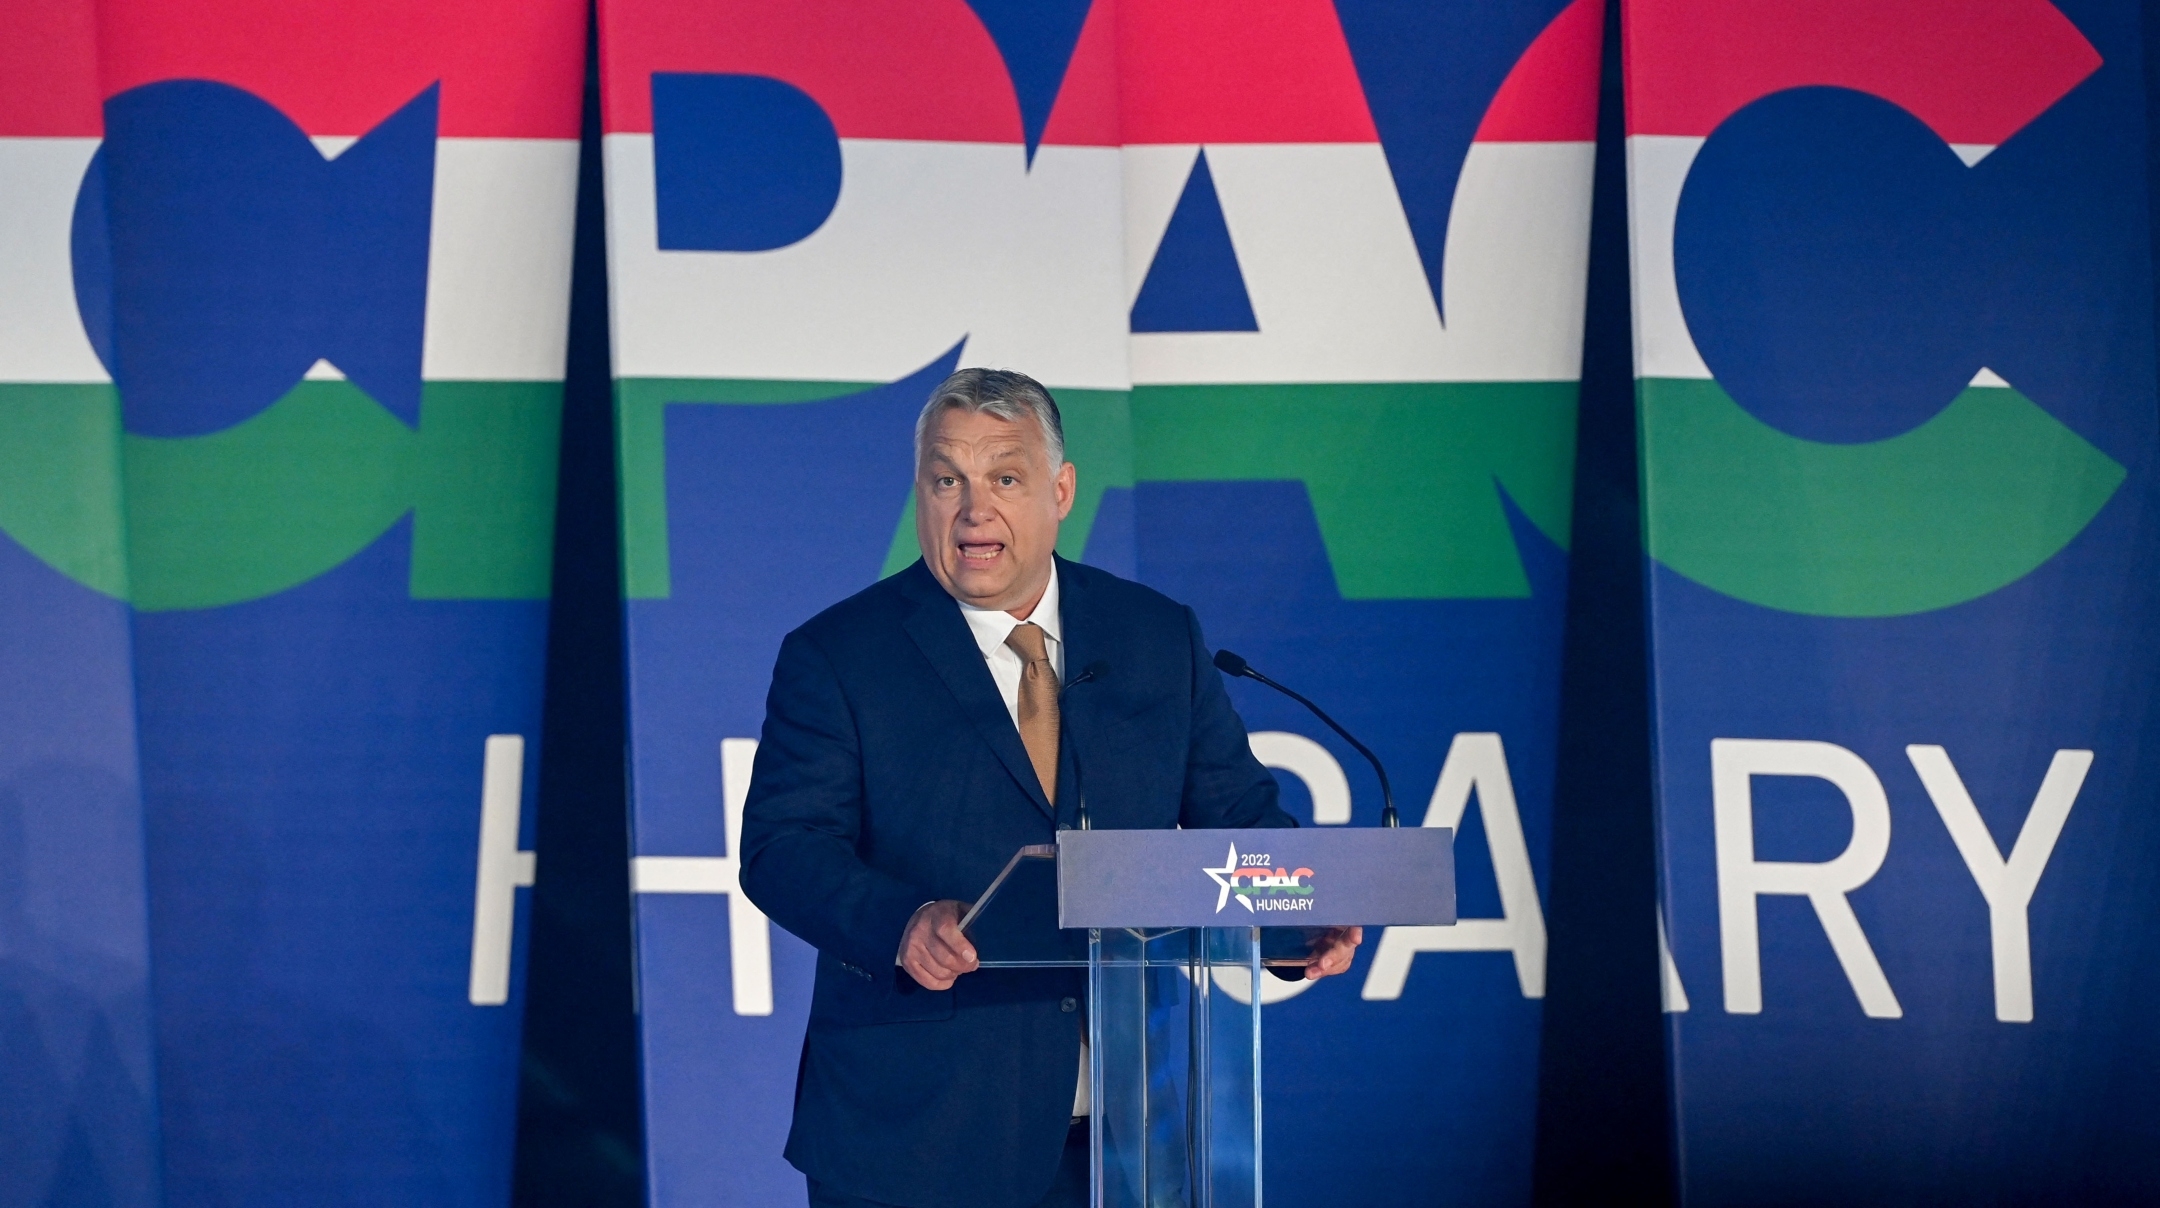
[1364,732,1548,1000]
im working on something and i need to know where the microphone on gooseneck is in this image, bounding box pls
[1059,661,1109,830]
[1213,649,1400,828]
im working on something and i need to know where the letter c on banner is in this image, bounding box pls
[1632,1,2117,617]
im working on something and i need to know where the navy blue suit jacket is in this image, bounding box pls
[738,556,1293,1208]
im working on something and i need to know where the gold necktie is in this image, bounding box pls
[1004,622,1060,800]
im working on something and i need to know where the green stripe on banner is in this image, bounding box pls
[0,382,131,598]
[405,382,563,601]
[611,379,1582,601]
[1133,381,1577,599]
[616,379,1135,598]
[1638,377,2125,617]
[0,380,560,609]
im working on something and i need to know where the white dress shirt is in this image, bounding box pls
[956,568,1088,1116]
[956,564,1065,726]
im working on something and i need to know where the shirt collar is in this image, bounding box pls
[956,563,1062,659]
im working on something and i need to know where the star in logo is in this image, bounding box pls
[1202,842,1253,914]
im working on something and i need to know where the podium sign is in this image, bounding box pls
[965,827,1457,1208]
[1056,827,1456,929]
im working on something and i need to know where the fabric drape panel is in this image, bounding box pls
[1624,0,2160,1200]
[598,1,1600,1204]
[0,1,585,1203]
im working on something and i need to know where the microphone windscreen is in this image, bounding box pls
[1212,649,1250,677]
[1083,660,1111,682]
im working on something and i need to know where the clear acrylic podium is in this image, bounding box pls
[962,827,1456,1208]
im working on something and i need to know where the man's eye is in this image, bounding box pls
[937,476,957,487]
[999,476,1018,486]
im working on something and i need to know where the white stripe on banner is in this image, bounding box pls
[1128,141,1595,385]
[1621,133,1712,381]
[424,138,581,381]
[602,135,1128,389]
[0,138,107,383]
[0,135,579,388]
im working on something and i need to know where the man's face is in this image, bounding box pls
[915,406,1075,614]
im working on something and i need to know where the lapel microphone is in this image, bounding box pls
[1061,660,1109,697]
[1213,650,1400,828]
[1059,661,1108,830]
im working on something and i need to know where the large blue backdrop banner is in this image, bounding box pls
[601,0,1601,1204]
[1625,0,2160,1200]
[13,0,2160,1202]
[0,1,586,1202]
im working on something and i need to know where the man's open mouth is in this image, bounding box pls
[958,542,1004,563]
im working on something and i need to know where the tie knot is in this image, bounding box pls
[1005,622,1050,664]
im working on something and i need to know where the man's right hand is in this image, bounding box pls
[899,899,980,990]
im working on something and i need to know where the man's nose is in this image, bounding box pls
[956,483,996,525]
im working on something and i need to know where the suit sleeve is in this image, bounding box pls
[1177,607,1298,831]
[737,629,932,973]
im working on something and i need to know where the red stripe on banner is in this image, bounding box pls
[0,0,103,135]
[1622,0,2100,145]
[1474,0,1603,142]
[1037,0,1120,147]
[1115,0,1378,144]
[598,0,1023,141]
[93,0,585,137]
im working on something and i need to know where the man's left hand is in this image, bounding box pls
[1303,925,1363,980]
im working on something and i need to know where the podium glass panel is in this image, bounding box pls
[1088,926,1262,1208]
[966,850,1265,1208]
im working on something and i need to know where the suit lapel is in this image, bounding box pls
[1054,556,1098,695]
[898,564,1055,820]
[1052,557,1102,829]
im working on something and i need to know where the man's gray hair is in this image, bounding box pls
[914,367,1066,470]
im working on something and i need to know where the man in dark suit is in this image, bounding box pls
[739,368,1361,1208]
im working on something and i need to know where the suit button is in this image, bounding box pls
[1061,997,1078,1013]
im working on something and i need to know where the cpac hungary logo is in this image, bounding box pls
[1202,843,1317,914]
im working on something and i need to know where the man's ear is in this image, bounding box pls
[1055,461,1077,520]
